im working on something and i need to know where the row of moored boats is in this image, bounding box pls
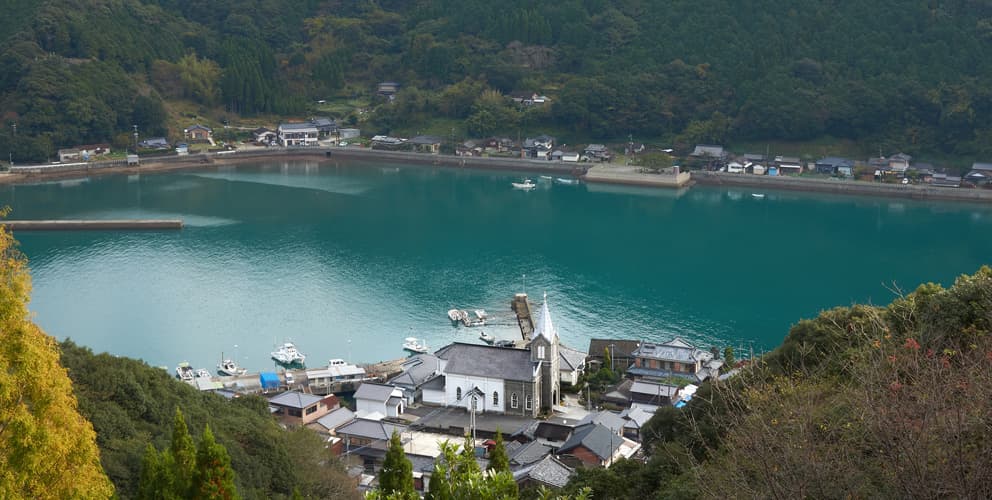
[512,176,580,190]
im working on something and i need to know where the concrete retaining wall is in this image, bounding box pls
[692,171,992,203]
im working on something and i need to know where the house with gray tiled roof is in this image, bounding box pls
[387,354,443,404]
[309,406,355,435]
[509,440,555,467]
[557,423,637,467]
[577,410,626,435]
[627,337,722,383]
[618,406,654,441]
[512,454,575,490]
[336,418,407,452]
[355,382,405,419]
[267,390,339,425]
[430,293,562,417]
[558,344,587,386]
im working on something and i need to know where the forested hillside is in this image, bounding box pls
[562,267,992,499]
[3,0,992,162]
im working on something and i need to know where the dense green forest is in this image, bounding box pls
[3,0,992,162]
[58,340,359,499]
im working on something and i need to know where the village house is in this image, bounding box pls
[629,380,680,408]
[556,422,640,467]
[138,137,170,150]
[354,382,406,419]
[586,339,641,371]
[691,144,727,159]
[339,128,361,140]
[774,155,804,175]
[370,135,407,150]
[252,127,277,145]
[523,135,555,159]
[267,391,339,425]
[183,124,213,142]
[512,455,574,490]
[627,337,723,383]
[305,359,366,393]
[618,406,654,441]
[308,406,356,437]
[815,157,855,176]
[337,418,407,455]
[558,344,587,386]
[408,135,443,154]
[387,354,443,405]
[485,137,515,153]
[377,81,400,101]
[966,161,992,186]
[310,117,337,138]
[583,144,611,162]
[278,123,319,147]
[931,173,962,188]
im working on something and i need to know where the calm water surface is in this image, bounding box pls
[2,161,991,371]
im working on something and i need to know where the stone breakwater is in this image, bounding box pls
[692,171,992,203]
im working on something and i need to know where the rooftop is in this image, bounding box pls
[354,382,402,403]
[388,354,441,387]
[559,344,586,371]
[631,337,702,363]
[268,390,325,409]
[314,407,355,432]
[512,455,574,488]
[577,411,626,434]
[558,423,622,460]
[434,342,536,382]
[278,122,318,131]
[336,418,407,442]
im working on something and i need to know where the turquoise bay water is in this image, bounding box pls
[2,161,991,372]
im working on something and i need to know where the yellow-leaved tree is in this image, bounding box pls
[0,215,114,498]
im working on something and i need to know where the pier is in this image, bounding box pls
[511,293,535,341]
[1,219,184,231]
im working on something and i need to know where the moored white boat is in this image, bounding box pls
[511,179,536,190]
[271,342,307,366]
[403,337,429,354]
[554,177,579,185]
[751,193,766,199]
[217,358,247,376]
[175,362,194,382]
[479,331,495,344]
[195,368,211,379]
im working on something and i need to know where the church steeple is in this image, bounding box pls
[533,291,558,342]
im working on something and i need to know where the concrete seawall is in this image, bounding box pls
[583,164,691,188]
[692,171,992,203]
[1,220,184,231]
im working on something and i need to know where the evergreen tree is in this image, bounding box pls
[378,430,415,498]
[603,347,612,371]
[169,407,196,496]
[138,444,168,499]
[487,429,510,473]
[192,425,239,500]
[0,219,114,498]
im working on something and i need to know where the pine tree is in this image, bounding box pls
[139,443,167,499]
[378,430,415,497]
[603,347,613,371]
[0,220,114,498]
[169,408,196,496]
[487,429,510,473]
[191,425,239,500]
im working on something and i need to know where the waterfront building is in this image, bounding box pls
[627,337,723,383]
[387,354,443,405]
[277,123,319,147]
[183,124,212,142]
[586,339,641,371]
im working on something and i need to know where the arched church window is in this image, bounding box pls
[493,391,499,406]
[510,392,518,408]
[456,387,462,400]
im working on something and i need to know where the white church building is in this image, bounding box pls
[406,293,563,417]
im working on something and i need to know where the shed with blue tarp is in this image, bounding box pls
[260,372,280,389]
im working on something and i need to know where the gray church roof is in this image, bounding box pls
[558,423,622,460]
[435,343,536,382]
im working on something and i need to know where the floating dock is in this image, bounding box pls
[1,219,184,231]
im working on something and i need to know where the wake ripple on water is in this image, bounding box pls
[188,170,374,196]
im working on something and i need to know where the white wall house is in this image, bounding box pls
[355,382,405,419]
[278,123,319,147]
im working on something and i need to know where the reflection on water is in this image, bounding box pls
[1,161,990,373]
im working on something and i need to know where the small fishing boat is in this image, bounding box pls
[271,342,307,366]
[554,177,579,185]
[175,362,194,382]
[474,309,488,320]
[195,368,211,379]
[751,193,766,199]
[511,179,537,190]
[479,331,495,344]
[403,337,429,354]
[539,175,553,181]
[217,358,247,377]
[448,309,467,323]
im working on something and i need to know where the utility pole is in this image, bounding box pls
[133,125,139,152]
[609,343,615,372]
